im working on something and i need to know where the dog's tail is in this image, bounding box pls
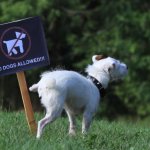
[29,78,57,97]
[29,83,39,92]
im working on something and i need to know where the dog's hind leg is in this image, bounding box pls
[36,113,52,138]
[36,96,65,139]
[65,110,76,136]
[36,108,63,139]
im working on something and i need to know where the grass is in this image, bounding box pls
[0,111,150,150]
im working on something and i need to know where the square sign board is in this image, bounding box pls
[0,16,50,76]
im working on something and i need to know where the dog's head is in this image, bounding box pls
[92,55,128,81]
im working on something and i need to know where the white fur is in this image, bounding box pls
[29,55,128,138]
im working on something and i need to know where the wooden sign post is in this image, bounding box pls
[17,71,37,133]
[0,17,50,134]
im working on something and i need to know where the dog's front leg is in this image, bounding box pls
[82,111,93,134]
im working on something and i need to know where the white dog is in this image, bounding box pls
[29,55,128,138]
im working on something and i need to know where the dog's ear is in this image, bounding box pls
[92,55,107,63]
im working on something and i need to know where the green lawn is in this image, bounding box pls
[0,111,150,150]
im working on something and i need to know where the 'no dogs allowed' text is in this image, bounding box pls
[0,56,45,71]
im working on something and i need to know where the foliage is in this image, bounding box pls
[0,0,150,118]
[1,112,150,150]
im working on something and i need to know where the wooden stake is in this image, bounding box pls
[16,71,37,134]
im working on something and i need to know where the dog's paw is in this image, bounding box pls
[69,130,76,136]
[36,134,41,139]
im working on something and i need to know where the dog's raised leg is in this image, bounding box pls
[66,110,76,136]
[36,113,54,139]
[82,111,93,134]
[36,107,63,138]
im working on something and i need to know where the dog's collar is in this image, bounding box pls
[87,75,106,97]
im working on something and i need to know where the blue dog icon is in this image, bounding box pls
[3,32,26,56]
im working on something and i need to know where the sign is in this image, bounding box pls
[0,16,50,134]
[0,16,50,76]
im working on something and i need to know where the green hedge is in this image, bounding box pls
[0,0,150,118]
